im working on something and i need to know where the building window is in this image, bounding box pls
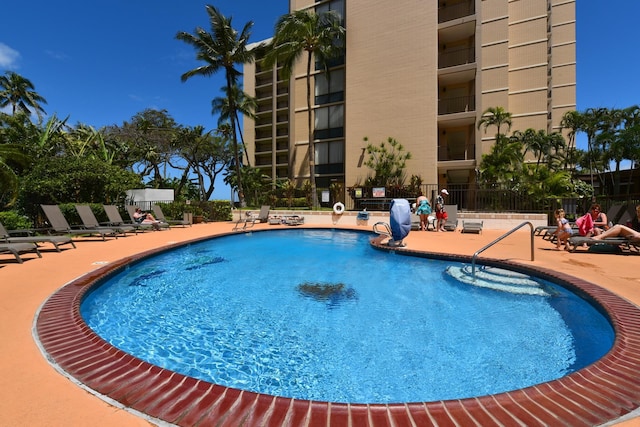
[315,69,345,105]
[315,140,344,175]
[316,0,344,22]
[314,105,344,139]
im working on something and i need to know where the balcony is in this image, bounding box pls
[438,143,476,162]
[439,47,475,69]
[438,1,475,23]
[438,95,476,115]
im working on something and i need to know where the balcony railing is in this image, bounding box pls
[438,143,476,161]
[438,95,476,115]
[438,1,475,23]
[439,47,475,69]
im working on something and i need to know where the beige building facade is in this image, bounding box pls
[243,0,576,203]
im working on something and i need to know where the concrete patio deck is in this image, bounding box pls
[1,221,639,426]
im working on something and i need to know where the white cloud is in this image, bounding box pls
[0,42,20,69]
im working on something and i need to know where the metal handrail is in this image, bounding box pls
[471,221,535,279]
[373,221,392,237]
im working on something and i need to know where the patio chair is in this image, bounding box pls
[0,221,76,252]
[233,205,270,231]
[104,205,154,232]
[604,203,626,225]
[443,205,458,231]
[285,215,305,226]
[0,242,42,263]
[565,235,636,253]
[41,205,118,241]
[76,205,136,236]
[616,204,636,227]
[461,220,483,234]
[411,213,436,231]
[152,205,191,227]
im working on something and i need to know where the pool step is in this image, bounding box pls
[445,265,551,296]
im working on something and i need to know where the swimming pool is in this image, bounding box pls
[35,226,640,426]
[80,229,613,404]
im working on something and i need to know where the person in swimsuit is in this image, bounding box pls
[591,224,640,243]
[552,208,573,250]
[587,203,608,236]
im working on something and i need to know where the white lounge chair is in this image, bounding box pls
[461,220,483,234]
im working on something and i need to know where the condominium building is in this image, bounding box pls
[243,0,576,203]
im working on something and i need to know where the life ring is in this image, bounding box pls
[333,202,345,215]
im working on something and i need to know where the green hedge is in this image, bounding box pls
[156,200,232,222]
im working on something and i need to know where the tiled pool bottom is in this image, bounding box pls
[35,243,640,427]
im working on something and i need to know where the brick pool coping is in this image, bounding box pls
[35,230,640,426]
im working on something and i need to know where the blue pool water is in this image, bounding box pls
[81,229,614,404]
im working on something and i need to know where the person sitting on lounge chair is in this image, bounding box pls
[587,203,609,236]
[133,208,161,231]
[591,224,640,243]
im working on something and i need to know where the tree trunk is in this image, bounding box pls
[227,74,245,207]
[306,52,317,209]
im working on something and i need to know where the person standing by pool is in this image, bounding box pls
[415,197,432,231]
[435,189,448,232]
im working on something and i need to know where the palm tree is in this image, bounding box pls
[211,84,256,167]
[176,5,255,207]
[578,107,608,196]
[479,134,523,190]
[0,143,31,207]
[0,71,47,120]
[477,106,513,139]
[560,110,582,171]
[263,9,345,208]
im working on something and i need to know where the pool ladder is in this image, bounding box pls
[373,222,392,239]
[471,221,535,279]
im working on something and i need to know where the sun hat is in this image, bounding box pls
[441,189,449,195]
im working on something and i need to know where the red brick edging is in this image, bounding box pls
[36,231,640,426]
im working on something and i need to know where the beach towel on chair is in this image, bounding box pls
[575,213,593,236]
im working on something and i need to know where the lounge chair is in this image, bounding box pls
[285,215,305,226]
[412,213,436,231]
[443,205,458,231]
[0,221,76,252]
[76,205,136,236]
[104,205,154,232]
[616,204,636,227]
[41,205,118,241]
[535,222,579,243]
[604,203,626,225]
[565,235,636,253]
[233,205,270,231]
[152,205,191,227]
[0,242,42,263]
[461,220,483,234]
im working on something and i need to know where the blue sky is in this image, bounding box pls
[1,1,638,198]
